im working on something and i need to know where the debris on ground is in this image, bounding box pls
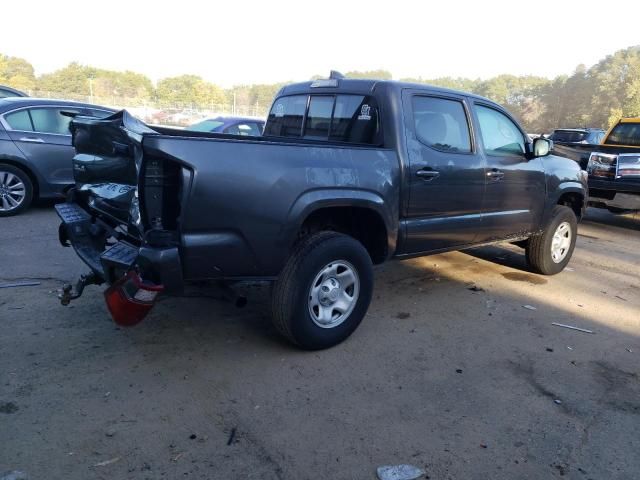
[565,267,575,272]
[0,471,28,480]
[93,457,120,467]
[522,305,537,311]
[546,348,554,352]
[554,399,562,405]
[615,295,628,301]
[467,285,485,292]
[189,434,197,440]
[0,281,40,289]
[551,323,594,334]
[227,427,237,445]
[396,312,411,319]
[377,464,425,480]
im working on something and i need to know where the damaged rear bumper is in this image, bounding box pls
[55,202,184,293]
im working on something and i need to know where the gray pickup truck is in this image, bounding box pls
[56,75,587,349]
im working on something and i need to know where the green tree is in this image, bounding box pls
[156,75,226,107]
[0,54,36,92]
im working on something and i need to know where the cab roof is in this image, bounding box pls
[278,78,496,104]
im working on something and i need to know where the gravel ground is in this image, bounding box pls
[1,205,639,480]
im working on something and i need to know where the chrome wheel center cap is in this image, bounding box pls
[319,278,341,306]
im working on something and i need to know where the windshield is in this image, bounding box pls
[605,122,640,147]
[550,130,588,143]
[186,119,225,132]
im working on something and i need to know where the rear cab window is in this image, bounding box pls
[264,94,380,145]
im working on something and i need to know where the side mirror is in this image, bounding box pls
[533,137,551,157]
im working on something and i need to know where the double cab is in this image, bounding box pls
[56,74,587,349]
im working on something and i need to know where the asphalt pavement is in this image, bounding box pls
[1,205,639,479]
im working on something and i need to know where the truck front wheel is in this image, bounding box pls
[526,205,577,275]
[271,231,374,350]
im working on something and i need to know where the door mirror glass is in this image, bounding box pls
[533,137,550,157]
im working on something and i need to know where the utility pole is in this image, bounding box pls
[233,91,236,115]
[88,76,94,103]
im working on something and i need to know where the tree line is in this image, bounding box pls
[1,45,639,131]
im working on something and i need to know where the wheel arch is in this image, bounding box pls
[286,189,397,264]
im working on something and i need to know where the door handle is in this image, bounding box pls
[19,137,45,143]
[486,169,504,180]
[416,169,440,180]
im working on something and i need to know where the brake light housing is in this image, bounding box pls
[104,271,163,326]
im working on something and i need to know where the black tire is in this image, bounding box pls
[0,163,33,217]
[271,231,374,350]
[526,205,577,275]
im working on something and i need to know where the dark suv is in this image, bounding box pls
[0,97,114,216]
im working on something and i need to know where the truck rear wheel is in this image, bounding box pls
[526,205,577,275]
[271,231,374,350]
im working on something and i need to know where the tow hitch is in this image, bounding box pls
[59,272,103,306]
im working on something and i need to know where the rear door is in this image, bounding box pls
[399,91,486,253]
[2,106,81,191]
[472,103,546,241]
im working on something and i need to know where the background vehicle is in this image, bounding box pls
[0,85,28,98]
[57,77,587,349]
[549,128,605,145]
[0,98,114,216]
[552,118,640,213]
[186,116,264,135]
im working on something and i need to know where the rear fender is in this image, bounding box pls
[285,188,398,257]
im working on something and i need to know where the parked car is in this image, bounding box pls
[549,128,605,145]
[186,116,265,136]
[0,85,28,98]
[0,98,114,216]
[552,118,640,213]
[56,76,586,349]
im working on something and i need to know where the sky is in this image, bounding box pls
[2,0,639,87]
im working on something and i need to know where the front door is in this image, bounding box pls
[399,92,486,254]
[472,104,546,241]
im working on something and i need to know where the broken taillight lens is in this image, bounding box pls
[104,271,163,326]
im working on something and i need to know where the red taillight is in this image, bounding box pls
[104,271,163,326]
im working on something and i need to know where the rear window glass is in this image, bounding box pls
[4,109,33,131]
[305,96,333,139]
[550,130,588,143]
[330,95,379,144]
[264,95,307,137]
[265,94,380,144]
[605,123,640,147]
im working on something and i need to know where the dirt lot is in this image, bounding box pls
[1,206,639,480]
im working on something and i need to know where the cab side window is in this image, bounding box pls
[412,96,471,153]
[476,105,525,156]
